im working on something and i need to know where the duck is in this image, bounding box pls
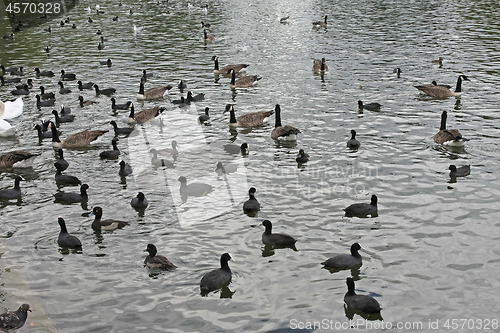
[215,162,238,175]
[415,75,470,97]
[0,151,38,168]
[212,56,249,75]
[54,162,81,186]
[226,104,274,128]
[449,165,470,178]
[344,277,381,314]
[110,120,134,136]
[10,84,30,95]
[177,80,187,90]
[136,82,171,100]
[0,176,24,200]
[344,195,378,217]
[178,176,213,197]
[60,105,71,115]
[58,81,71,94]
[88,17,93,23]
[0,304,31,330]
[99,139,120,159]
[0,75,21,85]
[131,192,148,209]
[57,217,82,248]
[119,160,133,177]
[60,70,76,80]
[94,84,116,96]
[203,29,214,42]
[434,111,467,146]
[52,109,75,123]
[50,122,108,148]
[431,57,443,65]
[198,107,210,123]
[393,67,402,78]
[78,95,96,107]
[90,206,128,231]
[312,15,327,28]
[77,81,94,90]
[271,104,301,140]
[243,187,260,215]
[111,97,132,110]
[54,184,89,203]
[0,118,16,137]
[150,149,174,168]
[296,149,310,163]
[201,21,210,28]
[97,42,105,50]
[133,106,165,123]
[171,96,189,107]
[358,100,381,111]
[39,86,55,100]
[0,65,20,74]
[2,33,14,40]
[55,148,69,171]
[312,58,328,72]
[9,67,23,76]
[35,95,55,108]
[186,91,205,102]
[0,97,23,119]
[321,243,362,269]
[100,59,112,67]
[260,220,297,247]
[223,142,248,155]
[228,68,261,88]
[347,130,361,149]
[144,244,177,269]
[16,79,32,90]
[280,16,290,23]
[34,68,54,77]
[200,253,234,293]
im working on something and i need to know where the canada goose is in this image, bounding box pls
[50,122,108,148]
[34,68,54,77]
[432,57,443,65]
[271,104,301,140]
[198,107,210,123]
[312,15,327,28]
[0,97,23,119]
[296,149,310,163]
[10,84,30,95]
[142,70,153,82]
[78,95,96,107]
[36,95,55,108]
[136,82,172,100]
[347,130,361,149]
[0,75,21,84]
[432,81,452,89]
[58,81,71,94]
[39,86,55,99]
[415,75,470,97]
[110,120,134,136]
[212,56,249,75]
[434,111,467,146]
[393,67,401,78]
[90,206,129,232]
[100,58,112,67]
[344,277,381,314]
[226,104,274,128]
[312,58,328,72]
[344,195,378,217]
[0,151,38,168]
[77,81,94,90]
[111,97,132,110]
[99,139,120,159]
[144,244,177,269]
[133,106,165,123]
[52,109,75,123]
[243,187,260,215]
[94,84,116,96]
[228,68,261,88]
[449,165,470,178]
[203,29,214,42]
[60,70,76,80]
[358,100,381,111]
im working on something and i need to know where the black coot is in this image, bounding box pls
[200,253,234,293]
[322,243,362,269]
[344,277,381,314]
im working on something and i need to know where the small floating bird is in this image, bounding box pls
[55,148,69,171]
[54,184,89,203]
[99,139,120,159]
[10,84,29,95]
[94,84,116,96]
[177,80,187,90]
[57,217,82,248]
[212,56,249,75]
[296,149,310,163]
[449,165,470,178]
[16,79,32,90]
[322,243,362,269]
[344,277,381,314]
[77,81,94,90]
[136,82,171,100]
[97,42,105,50]
[54,162,81,186]
[144,244,177,269]
[434,111,467,146]
[186,91,205,102]
[110,120,134,136]
[156,140,179,156]
[393,68,401,78]
[111,97,132,110]
[0,176,24,200]
[228,68,261,88]
[347,130,361,149]
[39,86,55,100]
[9,67,23,76]
[0,76,21,84]
[78,95,96,107]
[260,220,297,247]
[90,206,128,231]
[0,151,38,168]
[431,57,443,65]
[312,15,327,28]
[280,16,290,23]
[34,67,54,77]
[100,59,112,67]
[358,100,381,111]
[200,253,234,293]
[119,160,132,177]
[271,104,301,141]
[131,192,148,209]
[215,162,238,175]
[243,187,260,215]
[52,109,75,123]
[50,122,108,149]
[178,176,213,197]
[227,104,274,128]
[60,70,76,80]
[223,142,248,155]
[312,58,328,72]
[344,195,378,217]
[415,75,470,97]
[58,81,71,94]
[0,304,31,330]
[150,149,174,168]
[198,107,210,123]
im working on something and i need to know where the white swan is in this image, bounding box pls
[0,97,23,119]
[0,119,16,137]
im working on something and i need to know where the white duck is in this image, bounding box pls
[0,97,23,119]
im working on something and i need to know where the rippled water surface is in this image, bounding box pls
[1,0,500,332]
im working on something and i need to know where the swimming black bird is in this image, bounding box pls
[60,70,76,80]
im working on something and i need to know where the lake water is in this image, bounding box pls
[1,0,500,332]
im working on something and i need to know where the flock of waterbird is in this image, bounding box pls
[0,1,474,328]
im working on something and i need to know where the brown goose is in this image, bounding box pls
[434,111,467,146]
[228,69,261,88]
[50,122,108,148]
[312,58,328,72]
[415,75,470,97]
[312,15,327,28]
[212,56,249,75]
[136,82,172,100]
[0,151,38,168]
[226,104,274,128]
[271,104,301,141]
[132,106,165,123]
